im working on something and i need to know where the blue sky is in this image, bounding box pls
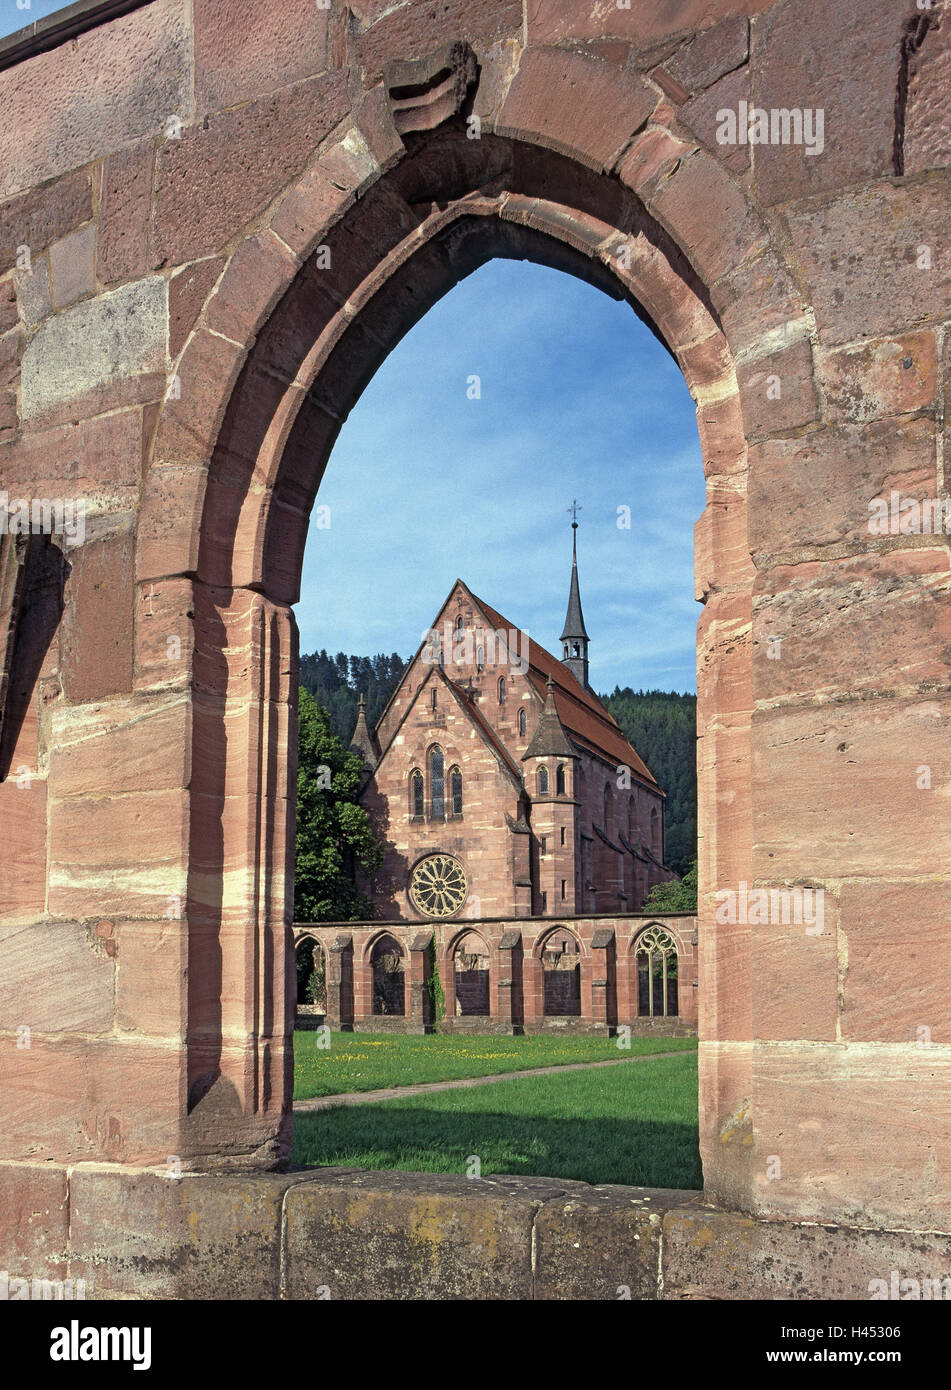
[1,5,705,695]
[300,260,705,694]
[1,1,67,34]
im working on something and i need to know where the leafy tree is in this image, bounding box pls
[644,859,698,914]
[294,687,383,922]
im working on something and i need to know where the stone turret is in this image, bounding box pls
[348,693,379,770]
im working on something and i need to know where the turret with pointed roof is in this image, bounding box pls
[560,506,590,690]
[523,675,576,761]
[348,693,379,771]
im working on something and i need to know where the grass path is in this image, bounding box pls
[294,1029,697,1100]
[293,1051,701,1188]
[294,1051,687,1111]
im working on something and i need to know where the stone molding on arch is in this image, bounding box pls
[130,41,777,1180]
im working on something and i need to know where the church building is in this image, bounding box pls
[349,524,674,923]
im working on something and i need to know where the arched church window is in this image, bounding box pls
[556,764,566,795]
[573,642,580,657]
[455,613,464,635]
[450,767,463,817]
[430,746,445,818]
[518,707,526,737]
[410,769,424,818]
[538,766,549,795]
[635,926,678,1018]
[498,676,506,704]
[476,645,484,672]
[431,687,438,712]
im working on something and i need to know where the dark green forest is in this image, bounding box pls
[299,650,407,745]
[299,651,697,875]
[601,687,697,877]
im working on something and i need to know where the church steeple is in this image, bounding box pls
[559,502,590,689]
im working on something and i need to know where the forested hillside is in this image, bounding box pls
[299,651,697,876]
[299,650,407,745]
[601,688,697,877]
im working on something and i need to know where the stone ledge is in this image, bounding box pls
[3,1160,949,1300]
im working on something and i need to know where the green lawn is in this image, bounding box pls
[293,1029,697,1100]
[292,1051,701,1188]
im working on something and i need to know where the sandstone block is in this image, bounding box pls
[752,698,951,880]
[205,232,298,348]
[13,256,52,326]
[753,551,951,705]
[98,141,153,286]
[168,257,225,361]
[20,279,168,423]
[0,778,47,925]
[60,532,135,703]
[736,335,819,436]
[819,331,938,422]
[664,1202,951,1299]
[0,170,92,275]
[839,880,951,1044]
[284,1170,568,1299]
[49,693,191,799]
[152,72,350,266]
[534,1185,698,1299]
[751,0,906,205]
[0,1163,69,1282]
[748,418,936,561]
[67,1167,309,1298]
[116,921,187,1039]
[0,0,189,201]
[749,1044,951,1230]
[194,0,336,113]
[48,223,96,309]
[783,174,951,344]
[498,47,655,171]
[0,920,114,1034]
[48,788,188,920]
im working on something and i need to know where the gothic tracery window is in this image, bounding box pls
[518,707,526,737]
[635,926,679,1018]
[430,745,445,818]
[498,676,506,703]
[450,766,463,817]
[556,763,566,795]
[538,765,549,795]
[410,769,424,818]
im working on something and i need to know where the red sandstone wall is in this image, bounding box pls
[0,0,946,1234]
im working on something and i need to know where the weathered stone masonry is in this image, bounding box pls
[0,0,949,1295]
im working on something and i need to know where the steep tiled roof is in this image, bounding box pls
[473,591,659,790]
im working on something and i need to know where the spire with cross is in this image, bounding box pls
[560,501,590,689]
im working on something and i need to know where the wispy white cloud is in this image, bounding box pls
[297,260,705,693]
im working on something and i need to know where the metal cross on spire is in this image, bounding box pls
[567,499,582,528]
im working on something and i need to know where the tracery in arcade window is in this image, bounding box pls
[635,926,679,1018]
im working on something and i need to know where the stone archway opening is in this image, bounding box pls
[370,933,406,1017]
[140,98,759,1183]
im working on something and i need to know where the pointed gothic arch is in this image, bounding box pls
[133,73,767,1185]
